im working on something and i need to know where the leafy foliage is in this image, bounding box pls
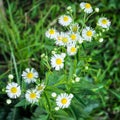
[0,0,120,120]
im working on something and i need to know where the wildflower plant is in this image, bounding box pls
[2,1,111,120]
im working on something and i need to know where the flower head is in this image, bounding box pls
[56,93,73,109]
[82,27,95,41]
[58,15,72,26]
[97,17,111,28]
[67,44,77,56]
[70,23,80,33]
[36,83,45,93]
[51,53,66,70]
[60,33,70,46]
[54,32,63,46]
[22,68,38,84]
[25,89,40,103]
[45,28,57,39]
[80,2,93,13]
[6,82,21,99]
[69,32,79,43]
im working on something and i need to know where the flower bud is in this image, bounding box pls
[8,74,14,80]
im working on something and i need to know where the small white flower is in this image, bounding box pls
[80,2,93,13]
[58,15,72,26]
[54,32,63,46]
[82,27,95,41]
[75,77,80,82]
[70,23,80,33]
[25,89,40,103]
[67,44,77,56]
[45,28,57,39]
[56,93,73,109]
[60,33,70,46]
[36,83,45,93]
[55,107,60,111]
[99,38,104,42]
[6,99,12,104]
[95,8,99,12]
[8,74,14,80]
[97,17,111,28]
[51,92,57,97]
[22,68,38,84]
[51,53,66,70]
[69,32,79,43]
[6,82,21,99]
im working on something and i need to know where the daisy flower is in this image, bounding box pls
[51,53,66,70]
[25,89,40,103]
[69,32,79,43]
[36,83,45,93]
[70,23,80,33]
[67,44,77,56]
[82,26,95,41]
[45,28,57,39]
[6,82,21,99]
[22,68,38,84]
[56,93,73,109]
[97,17,111,28]
[54,32,63,46]
[80,2,93,13]
[61,33,70,46]
[58,15,72,26]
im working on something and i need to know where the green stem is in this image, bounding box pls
[44,92,54,120]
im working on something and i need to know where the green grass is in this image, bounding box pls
[0,0,120,120]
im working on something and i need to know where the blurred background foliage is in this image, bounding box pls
[0,0,120,120]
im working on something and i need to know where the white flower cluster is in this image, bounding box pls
[5,2,111,111]
[6,68,45,104]
[45,2,111,71]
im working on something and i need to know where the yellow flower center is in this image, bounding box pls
[61,98,67,104]
[86,30,92,37]
[85,3,91,9]
[11,87,17,93]
[27,72,34,79]
[63,16,69,22]
[102,19,107,24]
[70,34,76,40]
[62,37,68,43]
[71,47,76,53]
[49,29,55,34]
[30,93,36,99]
[56,58,62,65]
